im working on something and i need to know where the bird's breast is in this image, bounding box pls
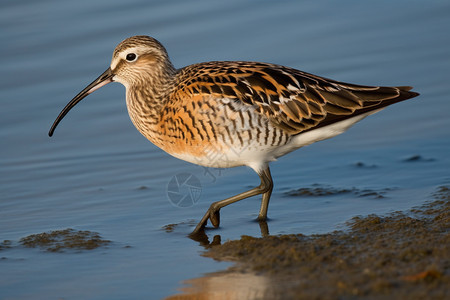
[127,93,292,168]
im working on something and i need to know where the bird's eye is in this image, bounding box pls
[126,53,137,62]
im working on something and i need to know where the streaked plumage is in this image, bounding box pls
[49,36,419,235]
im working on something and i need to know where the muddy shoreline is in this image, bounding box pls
[172,186,449,299]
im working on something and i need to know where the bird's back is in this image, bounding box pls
[147,61,419,169]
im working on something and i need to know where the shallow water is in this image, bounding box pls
[1,0,449,299]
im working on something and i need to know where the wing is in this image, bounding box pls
[174,61,419,135]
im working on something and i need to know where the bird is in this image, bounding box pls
[49,35,419,235]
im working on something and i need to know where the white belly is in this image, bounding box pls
[167,109,383,173]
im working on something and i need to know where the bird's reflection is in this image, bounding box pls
[168,220,272,300]
[188,219,269,246]
[166,271,271,300]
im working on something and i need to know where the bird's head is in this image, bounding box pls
[48,35,174,136]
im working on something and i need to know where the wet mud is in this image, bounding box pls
[176,186,449,299]
[17,229,110,252]
[285,184,392,199]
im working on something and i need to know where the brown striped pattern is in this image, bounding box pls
[110,36,419,166]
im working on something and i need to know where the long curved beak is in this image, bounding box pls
[48,68,114,137]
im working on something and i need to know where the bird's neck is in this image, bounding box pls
[125,64,176,143]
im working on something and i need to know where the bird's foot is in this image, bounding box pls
[191,206,221,235]
[209,209,220,227]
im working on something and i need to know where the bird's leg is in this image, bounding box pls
[257,167,273,221]
[191,167,273,234]
[258,220,269,237]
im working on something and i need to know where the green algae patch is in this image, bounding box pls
[204,186,450,299]
[20,229,110,252]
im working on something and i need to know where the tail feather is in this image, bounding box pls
[303,85,420,133]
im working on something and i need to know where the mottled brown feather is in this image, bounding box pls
[172,61,419,135]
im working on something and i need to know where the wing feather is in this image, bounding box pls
[174,62,419,135]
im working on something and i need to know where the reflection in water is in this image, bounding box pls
[166,272,270,300]
[172,221,272,299]
[189,219,269,245]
